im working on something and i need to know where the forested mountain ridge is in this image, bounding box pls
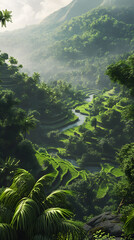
[40,0,103,29]
[0,0,103,75]
[0,1,134,89]
[49,7,134,88]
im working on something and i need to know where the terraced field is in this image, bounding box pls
[36,151,89,190]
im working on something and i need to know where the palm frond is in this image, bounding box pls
[0,188,20,209]
[35,208,73,236]
[0,223,17,240]
[46,190,73,206]
[29,173,54,203]
[2,10,12,22]
[36,173,54,186]
[0,204,14,223]
[124,209,134,235]
[45,207,73,220]
[11,197,40,231]
[11,168,35,196]
[60,220,86,240]
[29,181,45,203]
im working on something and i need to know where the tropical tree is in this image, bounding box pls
[0,157,19,187]
[22,110,39,139]
[0,169,85,240]
[106,54,134,96]
[91,117,97,129]
[0,9,12,27]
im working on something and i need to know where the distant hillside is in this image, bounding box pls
[40,0,103,30]
[0,0,103,77]
[101,0,134,8]
[0,0,134,88]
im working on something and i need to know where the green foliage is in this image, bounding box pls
[116,143,134,182]
[106,54,134,96]
[0,223,16,240]
[96,184,109,199]
[0,158,19,187]
[91,117,97,129]
[0,169,85,240]
[0,9,12,27]
[93,230,116,240]
[124,209,134,235]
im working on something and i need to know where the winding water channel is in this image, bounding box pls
[60,94,94,132]
[59,94,100,172]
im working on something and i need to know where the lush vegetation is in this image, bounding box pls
[1,3,134,239]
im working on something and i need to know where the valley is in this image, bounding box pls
[0,1,134,239]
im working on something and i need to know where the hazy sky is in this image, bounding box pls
[1,0,73,31]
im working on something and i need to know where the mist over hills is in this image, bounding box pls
[0,0,134,88]
[101,0,134,8]
[0,0,103,75]
[41,0,103,29]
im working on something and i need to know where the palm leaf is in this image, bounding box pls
[2,10,12,22]
[35,208,73,236]
[45,207,73,220]
[35,173,54,186]
[0,204,14,223]
[46,190,73,206]
[29,173,54,203]
[29,181,45,202]
[124,209,134,235]
[0,223,17,240]
[11,197,40,231]
[11,168,35,196]
[0,188,20,209]
[60,220,86,240]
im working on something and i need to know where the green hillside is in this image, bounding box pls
[0,3,134,90]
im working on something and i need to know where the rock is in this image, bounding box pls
[84,212,123,239]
